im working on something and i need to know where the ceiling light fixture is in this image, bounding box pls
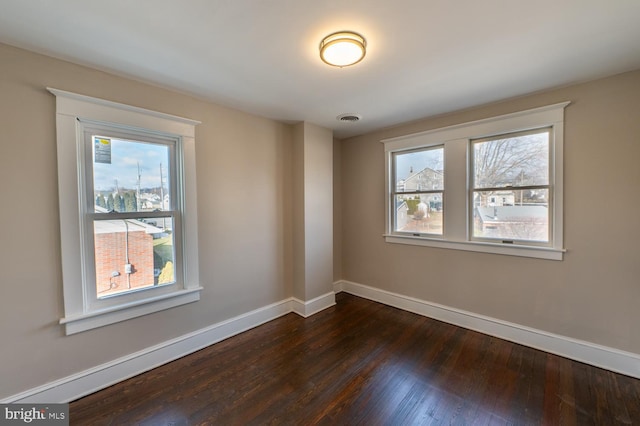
[319,31,366,67]
[337,113,362,122]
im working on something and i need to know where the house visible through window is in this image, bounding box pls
[392,146,444,235]
[383,102,568,260]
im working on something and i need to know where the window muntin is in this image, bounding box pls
[392,146,444,235]
[471,128,551,245]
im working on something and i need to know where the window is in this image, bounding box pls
[471,128,551,244]
[392,146,444,235]
[50,88,202,334]
[383,102,569,260]
[87,127,180,302]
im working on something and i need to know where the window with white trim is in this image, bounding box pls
[383,102,569,260]
[50,88,202,334]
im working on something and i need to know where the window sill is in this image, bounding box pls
[60,287,203,335]
[384,234,564,261]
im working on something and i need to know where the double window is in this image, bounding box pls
[384,103,568,260]
[51,89,202,334]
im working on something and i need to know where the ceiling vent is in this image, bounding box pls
[337,113,362,122]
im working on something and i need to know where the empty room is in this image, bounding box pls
[1,1,639,425]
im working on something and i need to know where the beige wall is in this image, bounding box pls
[0,43,293,398]
[292,122,334,301]
[302,123,333,300]
[333,138,342,282]
[340,69,640,355]
[292,123,306,300]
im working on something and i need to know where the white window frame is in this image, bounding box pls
[383,102,569,261]
[50,88,202,334]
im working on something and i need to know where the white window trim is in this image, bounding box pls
[382,102,570,261]
[49,88,202,334]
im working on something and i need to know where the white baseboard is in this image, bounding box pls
[334,279,640,379]
[2,298,297,403]
[291,291,336,317]
[7,282,637,404]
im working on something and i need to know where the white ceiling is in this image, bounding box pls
[1,0,639,138]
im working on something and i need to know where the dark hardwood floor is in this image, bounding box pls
[70,293,640,425]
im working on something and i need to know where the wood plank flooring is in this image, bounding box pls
[70,293,640,425]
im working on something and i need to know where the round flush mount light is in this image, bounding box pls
[319,31,366,67]
[337,113,362,122]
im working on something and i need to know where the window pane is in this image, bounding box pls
[93,136,171,213]
[473,130,549,189]
[472,189,549,242]
[395,194,443,235]
[394,147,443,192]
[94,217,175,298]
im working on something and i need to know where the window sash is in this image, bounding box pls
[470,127,551,191]
[391,192,444,236]
[470,189,552,245]
[392,146,444,192]
[81,123,179,212]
